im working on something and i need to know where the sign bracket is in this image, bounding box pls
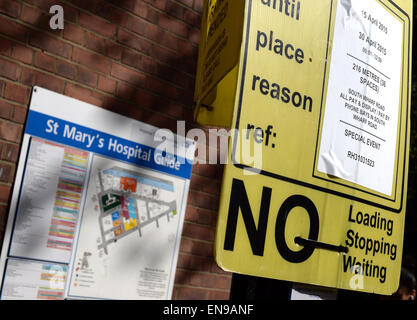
[295,237,349,254]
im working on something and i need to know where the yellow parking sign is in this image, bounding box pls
[194,0,245,126]
[214,0,412,295]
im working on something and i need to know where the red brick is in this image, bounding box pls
[117,29,152,55]
[68,0,97,12]
[132,1,148,19]
[185,206,216,226]
[0,15,29,42]
[174,287,208,300]
[144,6,159,24]
[167,1,185,20]
[158,14,188,38]
[0,204,8,234]
[35,52,56,73]
[190,174,221,195]
[4,83,29,105]
[192,163,223,180]
[152,45,177,64]
[0,120,21,142]
[191,241,214,257]
[20,6,54,33]
[115,82,136,102]
[64,23,85,45]
[177,0,193,8]
[0,37,12,56]
[164,101,184,118]
[10,166,16,183]
[65,83,103,107]
[20,5,42,25]
[154,64,190,89]
[93,0,115,22]
[106,43,123,60]
[179,237,193,253]
[0,0,21,18]
[184,9,200,28]
[77,67,98,87]
[107,6,130,27]
[0,58,20,81]
[0,184,11,202]
[2,143,19,162]
[0,162,12,182]
[182,104,195,123]
[146,76,179,100]
[188,28,200,45]
[11,43,33,64]
[161,32,179,51]
[173,269,192,286]
[85,32,106,54]
[121,49,141,68]
[138,108,178,132]
[29,34,72,59]
[146,24,164,42]
[21,68,65,93]
[0,100,13,119]
[0,79,6,93]
[136,91,180,117]
[188,184,222,205]
[178,39,194,56]
[180,271,217,288]
[207,290,230,300]
[72,47,111,74]
[177,253,212,272]
[63,5,80,23]
[199,273,218,288]
[177,87,194,105]
[184,271,203,287]
[57,60,77,80]
[111,63,145,85]
[12,106,27,123]
[139,55,158,74]
[107,0,134,13]
[101,97,146,121]
[210,260,231,275]
[79,12,117,38]
[182,222,215,242]
[134,87,155,108]
[193,0,204,13]
[215,275,232,290]
[98,76,116,94]
[126,16,147,36]
[146,0,167,11]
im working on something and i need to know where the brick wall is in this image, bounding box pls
[0,0,232,300]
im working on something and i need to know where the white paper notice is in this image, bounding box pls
[10,139,65,261]
[10,138,88,263]
[318,0,403,195]
[1,259,67,300]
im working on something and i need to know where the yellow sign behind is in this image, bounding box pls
[194,0,245,126]
[215,0,412,295]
